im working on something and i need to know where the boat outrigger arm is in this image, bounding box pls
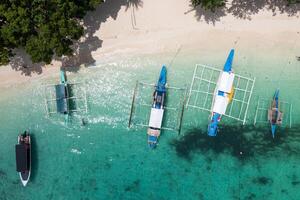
[208,49,235,136]
[147,66,167,148]
[268,89,283,138]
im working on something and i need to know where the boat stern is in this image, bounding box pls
[271,124,276,138]
[148,135,158,149]
[208,113,221,136]
[147,128,161,149]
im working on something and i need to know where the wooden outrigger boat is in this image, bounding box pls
[15,131,31,186]
[208,49,235,136]
[147,66,167,148]
[268,89,283,138]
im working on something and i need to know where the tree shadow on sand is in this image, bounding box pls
[228,0,300,20]
[191,0,300,24]
[125,0,143,11]
[9,49,44,76]
[61,0,144,72]
[186,4,227,25]
[9,0,144,74]
[170,125,300,163]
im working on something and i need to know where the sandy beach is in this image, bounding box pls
[0,0,299,88]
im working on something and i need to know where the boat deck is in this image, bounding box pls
[43,81,88,116]
[128,81,187,133]
[254,97,292,128]
[186,64,256,124]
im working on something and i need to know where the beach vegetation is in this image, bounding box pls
[191,0,226,11]
[287,0,300,4]
[0,0,102,65]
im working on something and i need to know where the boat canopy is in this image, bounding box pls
[217,71,235,93]
[148,108,164,128]
[212,95,229,115]
[55,84,68,114]
[15,144,30,172]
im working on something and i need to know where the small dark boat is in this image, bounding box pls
[15,131,31,186]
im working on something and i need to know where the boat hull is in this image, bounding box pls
[147,66,167,148]
[19,171,31,186]
[207,49,235,136]
[16,132,31,187]
[268,89,280,138]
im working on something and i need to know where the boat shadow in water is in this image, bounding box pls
[170,125,300,162]
[30,133,38,182]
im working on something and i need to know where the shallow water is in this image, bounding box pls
[0,49,300,200]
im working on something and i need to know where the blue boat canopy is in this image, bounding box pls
[55,84,69,114]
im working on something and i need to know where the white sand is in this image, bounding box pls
[0,0,299,87]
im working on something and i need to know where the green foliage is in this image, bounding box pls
[287,0,300,4]
[191,0,226,11]
[0,0,102,65]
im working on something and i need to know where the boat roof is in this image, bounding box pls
[55,84,69,113]
[15,144,29,172]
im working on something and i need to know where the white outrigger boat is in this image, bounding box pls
[186,49,255,136]
[208,49,235,136]
[147,66,167,148]
[15,131,31,186]
[128,66,186,148]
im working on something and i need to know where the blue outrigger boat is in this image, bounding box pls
[147,66,167,148]
[268,89,283,138]
[208,49,235,136]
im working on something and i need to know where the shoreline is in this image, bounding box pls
[0,0,299,89]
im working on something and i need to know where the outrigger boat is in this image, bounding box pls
[147,66,167,148]
[208,49,235,136]
[15,131,31,186]
[268,89,283,138]
[55,69,70,122]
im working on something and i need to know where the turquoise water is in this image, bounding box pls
[0,50,300,200]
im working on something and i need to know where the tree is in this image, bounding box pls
[287,0,300,4]
[0,0,103,65]
[191,0,226,11]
